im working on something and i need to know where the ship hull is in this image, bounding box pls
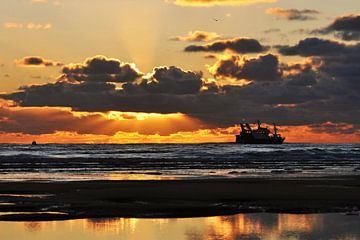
[235,135,285,144]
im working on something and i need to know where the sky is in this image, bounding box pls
[0,0,359,143]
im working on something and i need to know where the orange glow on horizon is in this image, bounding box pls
[0,101,359,144]
[0,124,359,144]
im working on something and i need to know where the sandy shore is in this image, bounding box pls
[0,176,359,221]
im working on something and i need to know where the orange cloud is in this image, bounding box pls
[281,125,360,143]
[0,117,359,144]
[0,102,207,137]
[266,8,320,21]
[0,97,359,144]
[171,31,221,42]
[173,0,276,7]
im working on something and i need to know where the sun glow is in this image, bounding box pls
[0,100,359,144]
[105,111,184,121]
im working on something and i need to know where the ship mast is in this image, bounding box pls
[273,123,278,135]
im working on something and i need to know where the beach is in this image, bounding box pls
[0,176,359,221]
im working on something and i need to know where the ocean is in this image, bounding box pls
[0,143,359,181]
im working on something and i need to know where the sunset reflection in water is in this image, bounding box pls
[0,213,359,240]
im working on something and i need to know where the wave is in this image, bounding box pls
[0,144,358,179]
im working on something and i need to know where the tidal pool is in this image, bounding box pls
[0,213,359,240]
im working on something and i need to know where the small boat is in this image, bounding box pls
[31,141,37,145]
[345,207,359,216]
[235,121,285,144]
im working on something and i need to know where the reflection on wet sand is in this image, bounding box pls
[193,214,322,240]
[0,213,358,240]
[85,218,139,234]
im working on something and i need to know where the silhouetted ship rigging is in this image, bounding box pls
[235,121,285,144]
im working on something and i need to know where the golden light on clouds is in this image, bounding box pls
[0,115,359,144]
[207,54,253,86]
[172,31,221,42]
[0,102,209,143]
[173,0,277,7]
[265,8,320,21]
[0,95,359,143]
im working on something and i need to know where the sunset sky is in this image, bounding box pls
[0,0,359,143]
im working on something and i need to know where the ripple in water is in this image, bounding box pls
[0,143,358,181]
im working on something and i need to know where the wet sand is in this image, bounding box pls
[0,176,359,221]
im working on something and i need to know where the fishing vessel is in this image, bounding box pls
[235,121,285,144]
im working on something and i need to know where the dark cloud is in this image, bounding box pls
[277,37,360,56]
[266,8,320,21]
[0,65,204,113]
[1,52,359,129]
[123,66,203,95]
[314,14,360,41]
[17,56,62,67]
[210,54,282,82]
[61,55,143,83]
[286,69,318,86]
[184,38,268,54]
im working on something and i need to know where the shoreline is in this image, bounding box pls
[0,176,359,221]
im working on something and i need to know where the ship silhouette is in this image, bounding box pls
[235,120,285,144]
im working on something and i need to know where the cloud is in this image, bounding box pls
[0,105,204,136]
[277,37,360,57]
[209,54,282,82]
[171,31,221,42]
[310,122,359,135]
[172,0,276,7]
[266,8,319,21]
[263,28,281,34]
[184,38,268,54]
[0,106,118,135]
[277,38,360,88]
[314,14,360,41]
[16,56,62,67]
[3,22,52,30]
[204,54,217,59]
[1,53,359,130]
[123,66,203,95]
[61,55,143,83]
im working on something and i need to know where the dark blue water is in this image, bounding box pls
[0,144,359,181]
